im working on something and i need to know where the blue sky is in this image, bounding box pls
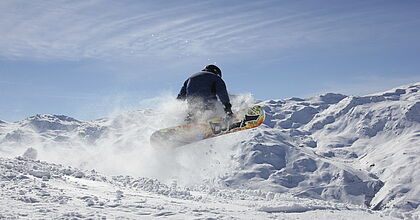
[1,0,420,122]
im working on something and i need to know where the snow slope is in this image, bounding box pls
[1,156,395,219]
[0,82,419,219]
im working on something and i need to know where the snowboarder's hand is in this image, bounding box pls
[223,102,234,123]
[224,103,233,114]
[224,111,235,123]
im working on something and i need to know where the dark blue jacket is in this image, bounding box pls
[177,71,231,107]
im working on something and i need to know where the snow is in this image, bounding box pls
[0,157,393,219]
[0,82,419,219]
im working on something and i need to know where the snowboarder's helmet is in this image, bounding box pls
[203,64,222,77]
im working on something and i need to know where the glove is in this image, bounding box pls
[223,103,234,122]
[223,103,233,115]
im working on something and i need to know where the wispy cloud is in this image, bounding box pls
[0,0,419,60]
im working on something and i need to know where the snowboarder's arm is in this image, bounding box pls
[215,78,232,111]
[177,80,188,100]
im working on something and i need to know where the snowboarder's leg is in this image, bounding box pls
[185,104,204,123]
[185,101,220,123]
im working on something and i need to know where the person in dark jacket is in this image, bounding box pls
[177,64,233,122]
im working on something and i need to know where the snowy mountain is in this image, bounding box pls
[0,82,419,219]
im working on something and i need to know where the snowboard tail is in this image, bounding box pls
[150,105,265,147]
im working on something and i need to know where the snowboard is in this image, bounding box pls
[150,105,265,147]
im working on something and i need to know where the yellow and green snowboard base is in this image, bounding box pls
[150,105,265,147]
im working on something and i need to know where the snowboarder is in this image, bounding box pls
[177,64,233,122]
